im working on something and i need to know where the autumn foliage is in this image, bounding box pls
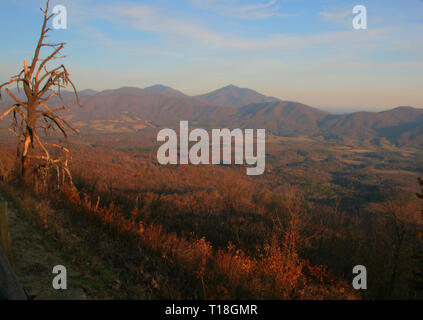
[2,141,422,299]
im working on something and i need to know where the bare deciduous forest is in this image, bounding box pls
[1,138,422,299]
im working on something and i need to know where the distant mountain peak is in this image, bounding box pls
[383,106,416,112]
[196,85,280,108]
[223,84,239,89]
[145,84,172,90]
[215,84,248,91]
[144,84,186,97]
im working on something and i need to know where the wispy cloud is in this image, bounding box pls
[104,5,395,51]
[191,0,296,19]
[111,5,223,46]
[62,1,423,57]
[319,8,352,25]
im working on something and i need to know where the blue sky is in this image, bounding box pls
[1,0,423,111]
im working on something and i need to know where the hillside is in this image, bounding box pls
[0,183,148,299]
[319,106,423,144]
[227,101,329,136]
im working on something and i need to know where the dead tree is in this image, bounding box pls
[0,0,79,187]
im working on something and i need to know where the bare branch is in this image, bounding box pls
[0,106,17,121]
[4,88,27,107]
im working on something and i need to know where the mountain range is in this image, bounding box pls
[1,84,423,146]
